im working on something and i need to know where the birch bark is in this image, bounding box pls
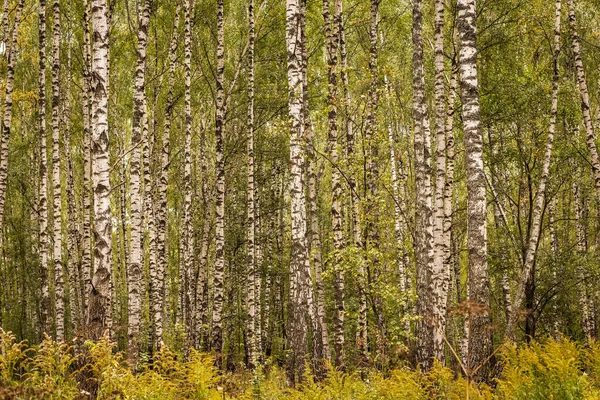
[431,0,449,363]
[286,0,309,384]
[321,0,342,365]
[0,0,24,236]
[50,0,64,342]
[568,0,600,195]
[128,0,152,365]
[212,0,226,364]
[412,0,435,369]
[80,0,92,320]
[87,0,112,341]
[38,0,50,336]
[457,0,491,373]
[159,4,180,330]
[182,0,194,349]
[246,0,257,368]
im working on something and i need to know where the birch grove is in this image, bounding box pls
[1,0,600,389]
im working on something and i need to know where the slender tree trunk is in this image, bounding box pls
[144,96,160,349]
[182,0,194,351]
[246,0,257,369]
[573,182,594,339]
[296,0,323,369]
[212,0,226,365]
[337,0,363,367]
[159,5,180,331]
[0,0,8,44]
[51,0,64,343]
[548,200,560,337]
[412,0,435,369]
[38,0,50,336]
[0,0,24,239]
[263,167,277,357]
[255,196,263,359]
[365,0,387,364]
[128,0,152,366]
[383,72,406,295]
[80,0,92,322]
[320,0,342,366]
[431,0,450,364]
[443,66,457,311]
[64,30,80,335]
[457,0,491,374]
[87,0,112,341]
[505,0,561,342]
[286,0,309,385]
[568,0,600,194]
[196,121,211,350]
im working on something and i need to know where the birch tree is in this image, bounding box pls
[80,0,92,321]
[412,0,435,369]
[128,0,152,365]
[0,0,24,246]
[456,0,491,373]
[152,4,181,346]
[321,0,340,366]
[50,0,64,343]
[182,0,194,349]
[158,4,180,332]
[298,0,325,367]
[38,0,50,336]
[286,0,309,384]
[246,0,257,368]
[87,0,112,341]
[430,0,450,364]
[568,0,600,195]
[212,0,226,364]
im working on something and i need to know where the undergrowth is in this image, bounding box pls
[1,330,599,399]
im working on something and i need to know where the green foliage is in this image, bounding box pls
[22,335,79,399]
[5,333,600,398]
[496,338,600,399]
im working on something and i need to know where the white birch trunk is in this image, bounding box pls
[412,0,435,369]
[212,0,226,364]
[246,0,257,368]
[87,0,112,341]
[64,31,80,335]
[568,0,600,195]
[159,5,180,331]
[457,0,491,373]
[50,0,64,343]
[443,67,457,310]
[128,0,151,365]
[0,0,24,237]
[195,121,211,350]
[80,0,92,320]
[38,0,50,336]
[573,183,594,339]
[182,0,194,350]
[286,0,309,384]
[431,0,449,363]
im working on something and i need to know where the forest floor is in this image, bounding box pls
[0,331,599,399]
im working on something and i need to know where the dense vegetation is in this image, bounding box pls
[1,0,600,396]
[3,331,600,399]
